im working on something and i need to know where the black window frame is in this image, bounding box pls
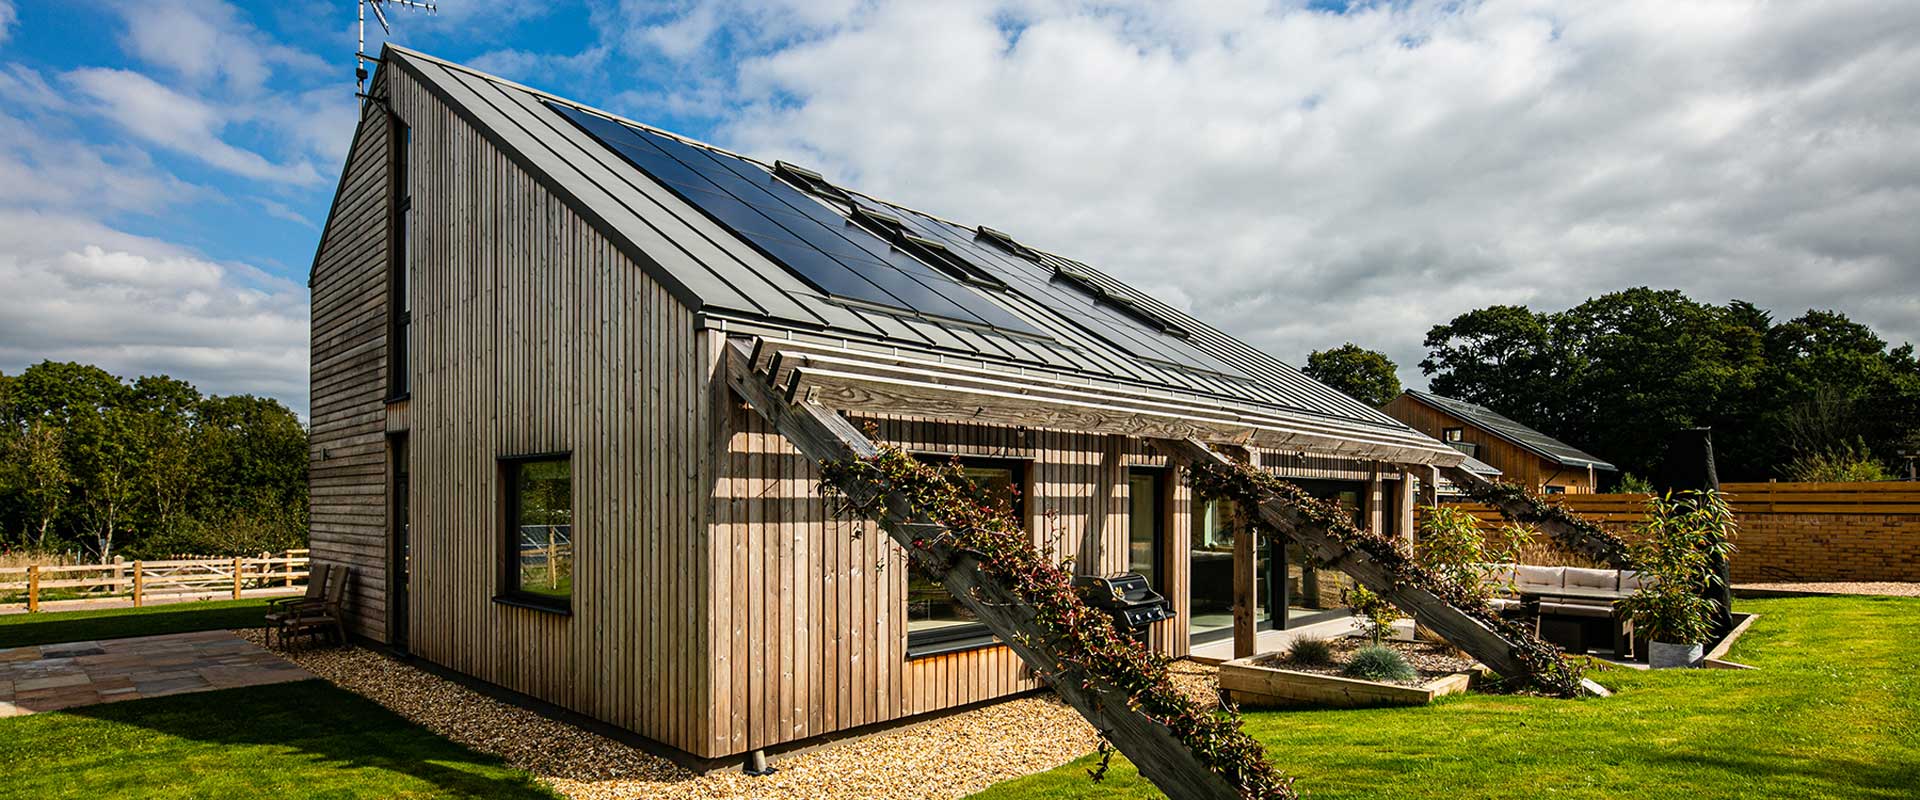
[495,452,575,615]
[905,455,1028,658]
[386,115,412,403]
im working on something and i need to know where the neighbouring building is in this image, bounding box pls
[1384,390,1616,494]
[306,46,1463,763]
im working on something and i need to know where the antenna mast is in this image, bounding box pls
[358,0,437,95]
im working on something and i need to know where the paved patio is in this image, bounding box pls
[0,629,312,716]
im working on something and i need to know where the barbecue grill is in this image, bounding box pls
[1073,572,1174,640]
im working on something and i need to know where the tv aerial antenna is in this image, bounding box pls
[357,0,437,95]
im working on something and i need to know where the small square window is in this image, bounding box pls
[500,455,573,612]
[1442,427,1465,443]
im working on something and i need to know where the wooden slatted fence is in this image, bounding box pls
[0,550,310,612]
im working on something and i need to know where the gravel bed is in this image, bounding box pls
[236,631,1230,799]
[1250,638,1476,686]
[1734,581,1920,597]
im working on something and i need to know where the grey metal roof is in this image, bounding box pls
[1406,390,1617,471]
[381,46,1449,454]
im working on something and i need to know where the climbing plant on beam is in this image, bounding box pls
[1172,442,1591,698]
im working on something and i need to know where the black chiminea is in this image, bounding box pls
[1073,573,1175,641]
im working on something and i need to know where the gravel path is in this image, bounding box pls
[1734,581,1920,597]
[236,631,1220,799]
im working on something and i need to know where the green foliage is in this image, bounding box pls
[1782,438,1893,482]
[971,596,1920,800]
[1412,505,1535,599]
[0,361,308,561]
[1615,490,1737,645]
[1342,585,1399,646]
[1612,472,1655,494]
[1302,343,1403,408]
[1342,645,1417,683]
[1283,636,1335,666]
[1419,289,1920,481]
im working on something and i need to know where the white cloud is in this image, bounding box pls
[0,1,16,45]
[65,67,322,185]
[637,0,1920,383]
[110,0,327,97]
[0,211,310,411]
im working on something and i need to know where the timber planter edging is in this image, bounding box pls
[1218,655,1477,708]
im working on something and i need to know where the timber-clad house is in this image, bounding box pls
[307,46,1464,761]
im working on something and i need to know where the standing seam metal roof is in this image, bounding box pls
[376,46,1445,451]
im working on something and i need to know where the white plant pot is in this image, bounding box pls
[1648,640,1703,669]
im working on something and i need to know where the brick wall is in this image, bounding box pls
[1429,502,1920,583]
[1732,513,1920,582]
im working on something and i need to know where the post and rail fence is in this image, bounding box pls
[1,549,311,613]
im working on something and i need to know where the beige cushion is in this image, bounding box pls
[1618,570,1654,592]
[1515,565,1564,592]
[1564,568,1620,592]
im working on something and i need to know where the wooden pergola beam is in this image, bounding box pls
[724,339,1268,800]
[1159,438,1606,698]
[1436,465,1637,570]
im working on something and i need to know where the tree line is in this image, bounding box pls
[0,361,308,562]
[1305,288,1920,483]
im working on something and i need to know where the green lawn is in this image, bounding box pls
[0,680,558,800]
[0,598,274,649]
[972,596,1920,800]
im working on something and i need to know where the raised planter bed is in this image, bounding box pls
[1219,640,1479,708]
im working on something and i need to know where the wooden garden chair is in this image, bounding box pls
[275,565,351,649]
[264,563,332,648]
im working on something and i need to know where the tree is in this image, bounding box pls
[1302,344,1402,407]
[1420,289,1916,480]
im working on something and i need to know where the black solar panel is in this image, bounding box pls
[549,102,1045,337]
[881,208,1251,379]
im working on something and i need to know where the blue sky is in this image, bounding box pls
[3,1,1917,418]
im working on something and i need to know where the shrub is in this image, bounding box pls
[1343,585,1398,645]
[1613,472,1655,494]
[1343,645,1416,682]
[1284,636,1334,666]
[1784,439,1892,482]
[1615,490,1737,645]
[1413,506,1535,601]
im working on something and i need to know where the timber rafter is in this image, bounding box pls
[725,339,1296,800]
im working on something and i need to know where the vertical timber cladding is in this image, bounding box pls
[707,394,1194,757]
[385,67,712,754]
[308,93,395,641]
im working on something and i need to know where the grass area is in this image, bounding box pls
[0,679,558,799]
[972,596,1920,800]
[0,598,273,649]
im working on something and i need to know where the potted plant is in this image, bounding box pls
[1615,490,1736,668]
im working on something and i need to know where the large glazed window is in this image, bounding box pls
[906,459,1024,656]
[387,118,412,401]
[1126,469,1165,588]
[500,456,573,612]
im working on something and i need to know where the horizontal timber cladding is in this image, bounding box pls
[307,88,394,643]
[705,384,1196,757]
[1381,394,1598,493]
[385,66,713,754]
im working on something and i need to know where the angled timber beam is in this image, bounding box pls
[1159,437,1607,698]
[724,339,1268,800]
[1436,465,1637,570]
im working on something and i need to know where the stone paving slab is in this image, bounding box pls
[0,630,312,716]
